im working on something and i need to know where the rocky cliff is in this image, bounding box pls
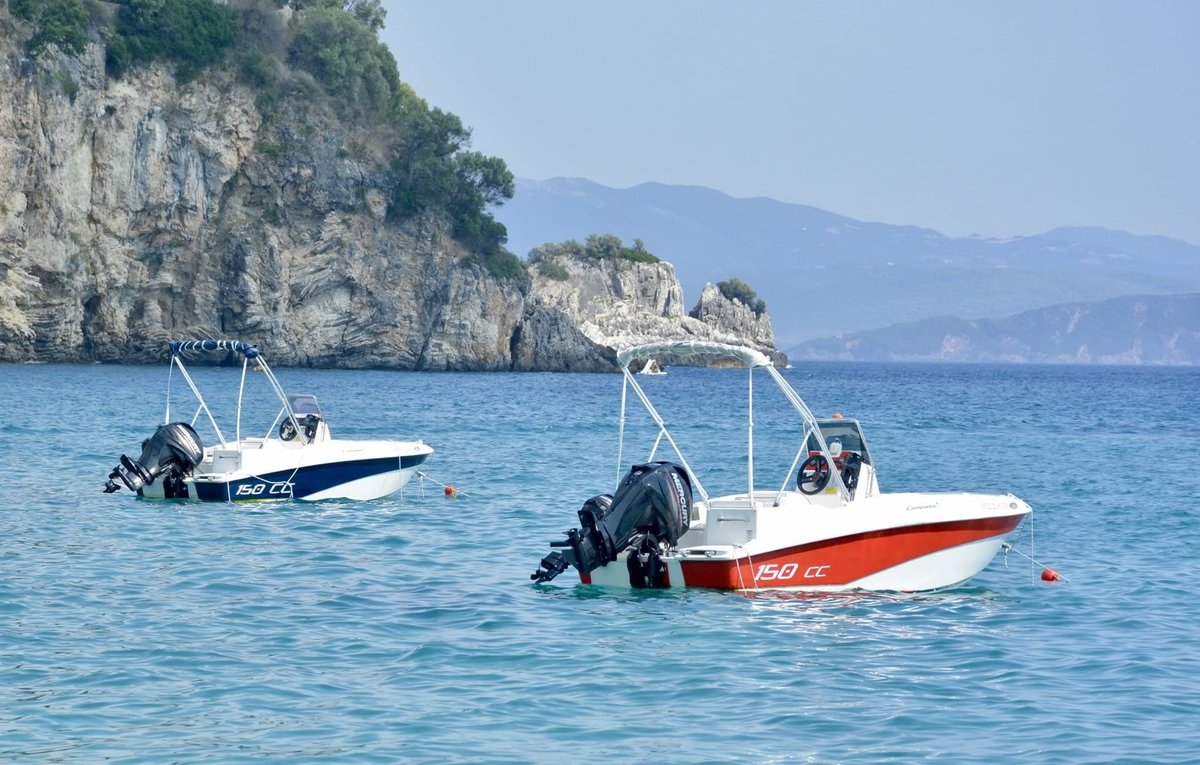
[0,24,782,370]
[530,258,782,364]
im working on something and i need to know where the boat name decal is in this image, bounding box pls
[235,481,294,497]
[753,563,831,581]
[754,563,797,581]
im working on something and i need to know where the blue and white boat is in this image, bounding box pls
[104,340,433,502]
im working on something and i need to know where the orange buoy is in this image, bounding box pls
[1041,568,1061,582]
[832,412,844,419]
[444,485,457,497]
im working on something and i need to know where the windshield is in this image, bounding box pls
[286,394,323,417]
[805,419,872,465]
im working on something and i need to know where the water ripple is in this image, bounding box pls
[1,363,1198,762]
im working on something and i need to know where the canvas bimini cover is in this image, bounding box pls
[617,340,770,370]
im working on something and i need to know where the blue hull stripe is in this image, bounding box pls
[191,453,429,501]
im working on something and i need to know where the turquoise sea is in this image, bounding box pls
[2,361,1198,763]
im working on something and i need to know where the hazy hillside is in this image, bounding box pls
[495,178,1200,345]
[788,293,1200,365]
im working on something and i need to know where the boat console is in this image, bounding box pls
[278,394,329,444]
[797,419,878,498]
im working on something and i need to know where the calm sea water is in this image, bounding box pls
[1,361,1198,763]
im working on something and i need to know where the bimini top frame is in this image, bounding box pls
[615,340,851,506]
[164,339,306,447]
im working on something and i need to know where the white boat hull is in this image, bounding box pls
[139,439,432,502]
[581,492,1030,592]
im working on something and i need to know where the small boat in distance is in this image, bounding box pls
[531,340,1031,592]
[637,358,666,376]
[104,340,432,502]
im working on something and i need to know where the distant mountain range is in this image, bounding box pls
[788,293,1200,364]
[494,178,1200,355]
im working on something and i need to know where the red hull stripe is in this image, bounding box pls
[679,513,1025,590]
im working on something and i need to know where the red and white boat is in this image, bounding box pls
[531,341,1031,592]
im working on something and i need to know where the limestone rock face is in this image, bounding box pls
[0,32,783,370]
[530,259,785,364]
[688,282,785,365]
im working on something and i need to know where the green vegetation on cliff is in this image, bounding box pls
[7,0,516,277]
[11,0,90,53]
[107,0,239,81]
[716,278,767,316]
[287,4,397,117]
[528,235,661,274]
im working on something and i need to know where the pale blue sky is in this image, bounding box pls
[382,2,1199,243]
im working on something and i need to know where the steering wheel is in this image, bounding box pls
[797,454,831,495]
[279,418,298,441]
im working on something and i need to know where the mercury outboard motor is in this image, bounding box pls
[104,422,204,497]
[531,461,692,587]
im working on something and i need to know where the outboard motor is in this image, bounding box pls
[104,422,204,497]
[531,461,692,587]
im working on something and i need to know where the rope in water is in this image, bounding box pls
[1001,541,1068,583]
[416,471,466,498]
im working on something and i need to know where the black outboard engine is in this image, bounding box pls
[104,422,204,497]
[531,461,692,587]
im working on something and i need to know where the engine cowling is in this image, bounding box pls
[531,461,692,584]
[104,422,204,496]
